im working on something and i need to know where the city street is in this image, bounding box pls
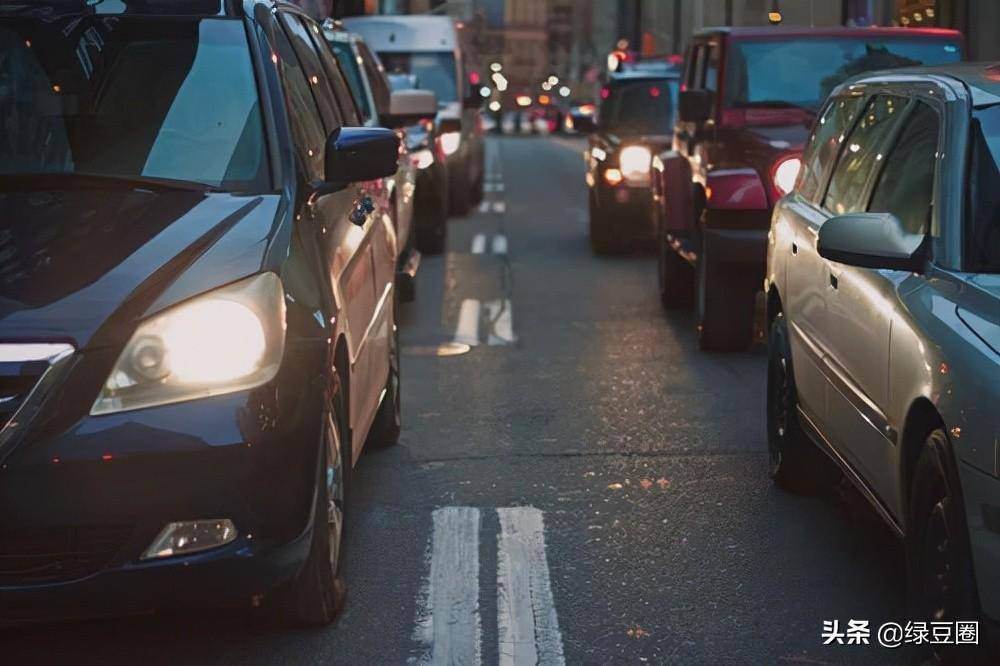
[1,135,919,664]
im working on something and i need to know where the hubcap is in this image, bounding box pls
[325,410,344,572]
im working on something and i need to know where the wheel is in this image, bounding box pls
[449,163,472,216]
[589,190,617,254]
[415,178,448,255]
[366,298,401,448]
[767,312,837,494]
[658,233,693,309]
[270,383,347,626]
[907,431,983,662]
[696,242,753,351]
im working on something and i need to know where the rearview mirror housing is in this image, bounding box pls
[817,213,927,272]
[324,127,399,186]
[384,89,438,129]
[678,89,713,123]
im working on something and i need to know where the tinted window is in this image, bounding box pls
[968,106,1000,272]
[869,102,939,235]
[380,51,456,104]
[273,22,326,179]
[797,96,864,201]
[281,14,341,132]
[328,39,372,123]
[599,79,674,135]
[725,38,960,111]
[358,43,391,118]
[0,17,267,191]
[305,22,359,126]
[824,95,906,215]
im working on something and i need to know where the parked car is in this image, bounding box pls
[0,0,406,625]
[320,21,439,280]
[766,63,1000,658]
[584,61,680,253]
[344,14,486,216]
[654,26,963,350]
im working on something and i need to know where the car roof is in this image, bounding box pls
[611,62,681,83]
[849,62,1000,107]
[693,25,962,41]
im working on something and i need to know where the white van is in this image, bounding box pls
[343,15,485,216]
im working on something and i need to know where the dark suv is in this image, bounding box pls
[654,27,962,350]
[0,0,410,625]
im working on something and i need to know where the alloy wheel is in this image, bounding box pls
[325,409,345,573]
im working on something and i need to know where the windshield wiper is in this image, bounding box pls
[0,172,225,193]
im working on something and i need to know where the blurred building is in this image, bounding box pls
[502,0,548,98]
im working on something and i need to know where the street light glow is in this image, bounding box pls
[558,86,571,98]
[490,62,503,72]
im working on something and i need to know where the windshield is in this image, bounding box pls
[378,51,456,104]
[968,105,1000,272]
[0,17,267,192]
[599,79,675,135]
[725,37,961,111]
[328,39,373,121]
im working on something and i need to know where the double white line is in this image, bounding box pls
[471,233,507,255]
[415,507,565,666]
[454,299,515,347]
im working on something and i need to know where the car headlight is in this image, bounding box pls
[619,145,652,185]
[91,273,286,416]
[439,131,462,156]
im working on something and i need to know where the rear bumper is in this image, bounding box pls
[593,184,655,240]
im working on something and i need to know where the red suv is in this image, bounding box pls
[653,27,962,350]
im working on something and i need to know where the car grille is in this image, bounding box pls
[0,525,134,585]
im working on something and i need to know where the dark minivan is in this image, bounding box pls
[0,0,411,625]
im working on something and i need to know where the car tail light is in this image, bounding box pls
[772,156,802,197]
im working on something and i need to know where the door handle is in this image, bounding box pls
[829,273,839,290]
[791,242,798,255]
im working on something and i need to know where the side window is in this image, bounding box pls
[704,42,720,114]
[797,95,864,202]
[823,95,906,215]
[868,102,939,235]
[689,45,705,89]
[272,21,326,179]
[280,13,342,132]
[358,43,391,120]
[310,33,363,126]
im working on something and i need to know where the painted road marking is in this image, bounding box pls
[491,234,508,256]
[492,201,506,214]
[484,299,515,346]
[455,299,482,346]
[471,233,487,254]
[497,507,565,666]
[414,507,482,665]
[484,182,505,193]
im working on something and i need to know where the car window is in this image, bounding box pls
[967,105,1000,272]
[327,38,371,124]
[379,51,456,104]
[868,101,939,235]
[272,20,326,179]
[682,45,698,90]
[357,42,391,119]
[280,13,341,133]
[797,95,864,202]
[690,45,706,89]
[599,79,674,135]
[823,95,906,215]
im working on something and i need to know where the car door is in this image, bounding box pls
[782,94,865,425]
[826,99,941,498]
[817,93,909,480]
[275,13,378,460]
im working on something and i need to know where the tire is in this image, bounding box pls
[366,297,401,448]
[589,191,617,254]
[270,382,347,626]
[658,233,693,309]
[767,312,838,494]
[696,242,754,351]
[907,431,986,662]
[471,168,485,205]
[449,163,472,217]
[415,178,448,255]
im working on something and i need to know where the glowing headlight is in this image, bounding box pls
[91,273,286,415]
[619,145,652,184]
[439,131,462,156]
[411,148,435,170]
[773,156,802,196]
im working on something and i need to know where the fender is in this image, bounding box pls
[657,150,694,236]
[704,168,769,211]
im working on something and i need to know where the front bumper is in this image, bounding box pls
[592,183,655,241]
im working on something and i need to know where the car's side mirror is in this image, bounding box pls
[383,90,438,129]
[678,89,713,123]
[324,127,399,187]
[817,212,927,272]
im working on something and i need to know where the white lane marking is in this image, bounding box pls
[414,507,482,665]
[454,299,482,345]
[471,233,487,254]
[484,182,505,193]
[497,507,565,666]
[484,299,515,346]
[491,234,508,256]
[492,201,506,214]
[478,200,491,214]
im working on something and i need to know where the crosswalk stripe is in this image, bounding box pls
[497,507,565,666]
[484,299,515,345]
[454,299,482,346]
[491,234,508,256]
[492,201,506,214]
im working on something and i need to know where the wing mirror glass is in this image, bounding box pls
[817,212,927,272]
[678,89,713,123]
[384,89,438,129]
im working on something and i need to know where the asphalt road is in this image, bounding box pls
[4,136,917,664]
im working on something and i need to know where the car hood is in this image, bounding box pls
[0,188,282,350]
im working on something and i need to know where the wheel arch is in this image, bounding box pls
[899,397,946,532]
[766,284,783,330]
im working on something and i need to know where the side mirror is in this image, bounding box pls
[817,213,927,272]
[324,127,400,186]
[438,117,462,135]
[678,89,713,123]
[383,89,438,129]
